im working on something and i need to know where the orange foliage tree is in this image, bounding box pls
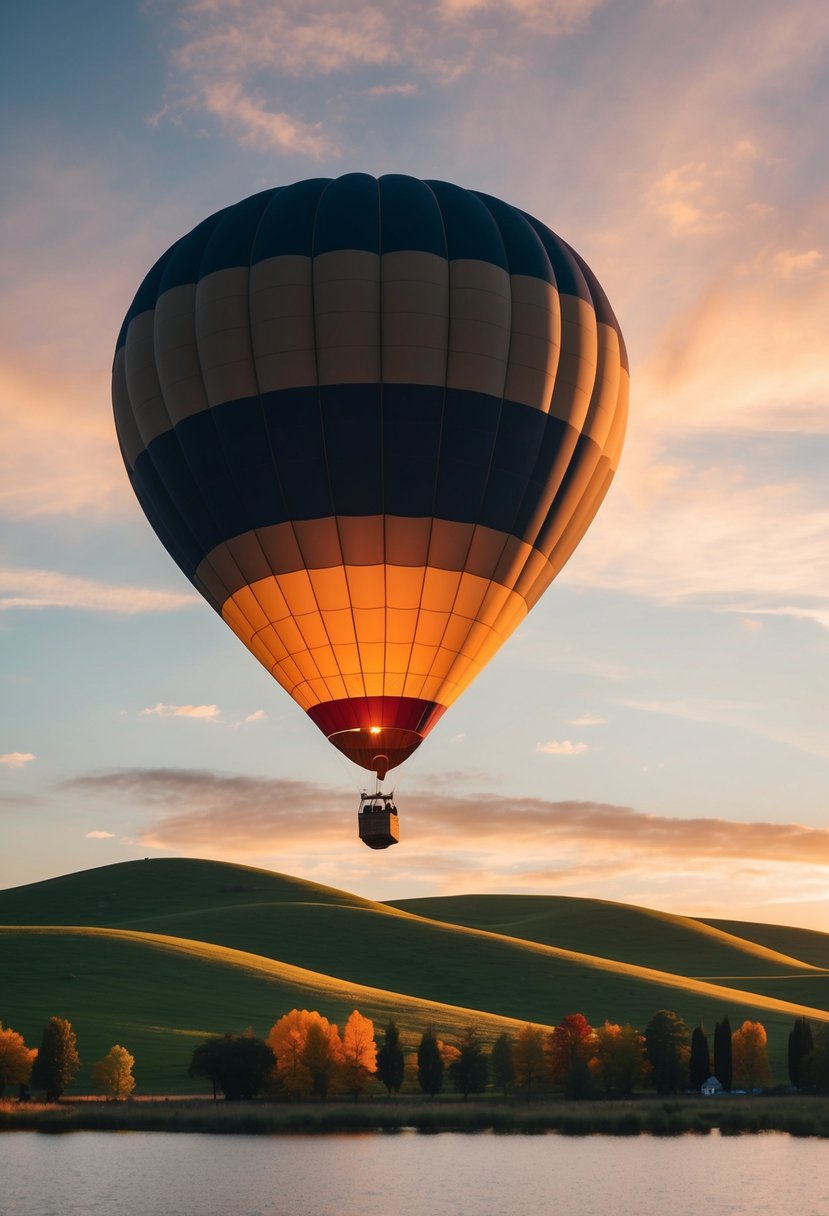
[545,1014,597,1089]
[594,1022,649,1097]
[731,1020,771,1090]
[0,1023,37,1096]
[341,1010,377,1100]
[267,1010,316,1098]
[302,1016,344,1101]
[513,1024,546,1095]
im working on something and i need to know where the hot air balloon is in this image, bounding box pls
[112,174,628,848]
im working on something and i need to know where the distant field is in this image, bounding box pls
[2,858,828,1092]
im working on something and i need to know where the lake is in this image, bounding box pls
[3,1131,828,1216]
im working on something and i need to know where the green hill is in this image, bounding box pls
[2,859,828,1092]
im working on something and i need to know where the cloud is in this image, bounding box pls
[536,740,588,756]
[569,713,606,726]
[364,82,418,96]
[244,710,267,723]
[0,752,36,769]
[85,830,115,839]
[63,766,829,868]
[0,568,196,614]
[140,703,221,719]
[199,81,339,157]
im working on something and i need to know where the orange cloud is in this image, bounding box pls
[0,753,36,769]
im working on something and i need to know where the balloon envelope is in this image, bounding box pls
[113,175,627,777]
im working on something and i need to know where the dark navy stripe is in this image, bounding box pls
[131,386,583,581]
[425,180,509,269]
[158,211,224,296]
[313,173,380,256]
[379,175,447,258]
[474,193,556,284]
[520,213,591,303]
[252,179,329,262]
[199,189,276,278]
[116,243,179,352]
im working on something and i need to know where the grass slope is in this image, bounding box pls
[2,860,828,1090]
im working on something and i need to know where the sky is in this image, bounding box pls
[1,0,828,930]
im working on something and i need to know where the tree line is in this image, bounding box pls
[3,1009,829,1102]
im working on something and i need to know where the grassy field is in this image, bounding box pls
[2,858,828,1093]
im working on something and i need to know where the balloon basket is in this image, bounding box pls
[358,791,400,850]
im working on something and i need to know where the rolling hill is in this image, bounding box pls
[1,858,827,1092]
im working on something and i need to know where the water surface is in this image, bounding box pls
[4,1131,828,1216]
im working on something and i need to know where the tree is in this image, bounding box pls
[594,1022,649,1098]
[448,1028,488,1100]
[643,1010,689,1095]
[92,1045,136,1099]
[188,1032,275,1100]
[302,1017,344,1101]
[513,1025,546,1097]
[417,1029,443,1096]
[731,1021,771,1091]
[376,1020,405,1096]
[788,1017,813,1089]
[802,1024,829,1091]
[545,1014,596,1091]
[713,1018,733,1092]
[342,1010,377,1099]
[268,1010,316,1098]
[31,1017,80,1101]
[689,1024,711,1091]
[0,1024,37,1097]
[490,1033,515,1096]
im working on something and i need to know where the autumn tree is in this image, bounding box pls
[302,1016,344,1101]
[788,1017,813,1089]
[341,1010,376,1099]
[689,1024,711,1091]
[31,1017,80,1101]
[92,1045,136,1099]
[448,1028,488,1100]
[713,1018,733,1092]
[189,1032,275,1100]
[417,1029,444,1096]
[268,1010,315,1098]
[490,1032,515,1096]
[0,1024,37,1097]
[513,1025,546,1097]
[376,1019,405,1095]
[594,1022,649,1098]
[643,1010,689,1095]
[545,1014,597,1095]
[731,1021,771,1091]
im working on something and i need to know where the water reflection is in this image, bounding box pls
[4,1130,829,1216]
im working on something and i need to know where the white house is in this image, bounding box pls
[701,1075,724,1096]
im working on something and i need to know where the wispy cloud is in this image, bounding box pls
[0,568,196,614]
[569,713,606,727]
[85,830,115,839]
[140,703,220,720]
[0,752,36,769]
[244,710,267,723]
[536,739,588,756]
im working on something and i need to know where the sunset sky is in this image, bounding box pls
[2,0,828,930]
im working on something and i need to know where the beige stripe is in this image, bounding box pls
[154,283,209,427]
[195,267,259,407]
[250,255,318,394]
[124,310,173,451]
[314,249,381,385]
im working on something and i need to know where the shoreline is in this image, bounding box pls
[3,1095,829,1137]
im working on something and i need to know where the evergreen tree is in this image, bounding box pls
[788,1017,813,1089]
[376,1019,405,1095]
[689,1024,711,1091]
[490,1032,515,1096]
[643,1010,689,1095]
[30,1017,80,1101]
[448,1028,488,1100]
[416,1028,444,1096]
[713,1018,733,1092]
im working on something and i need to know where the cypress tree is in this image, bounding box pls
[376,1019,405,1096]
[713,1018,732,1091]
[416,1029,443,1096]
[490,1032,515,1096]
[689,1024,711,1091]
[448,1028,488,1100]
[788,1017,813,1089]
[30,1017,80,1101]
[643,1010,689,1095]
